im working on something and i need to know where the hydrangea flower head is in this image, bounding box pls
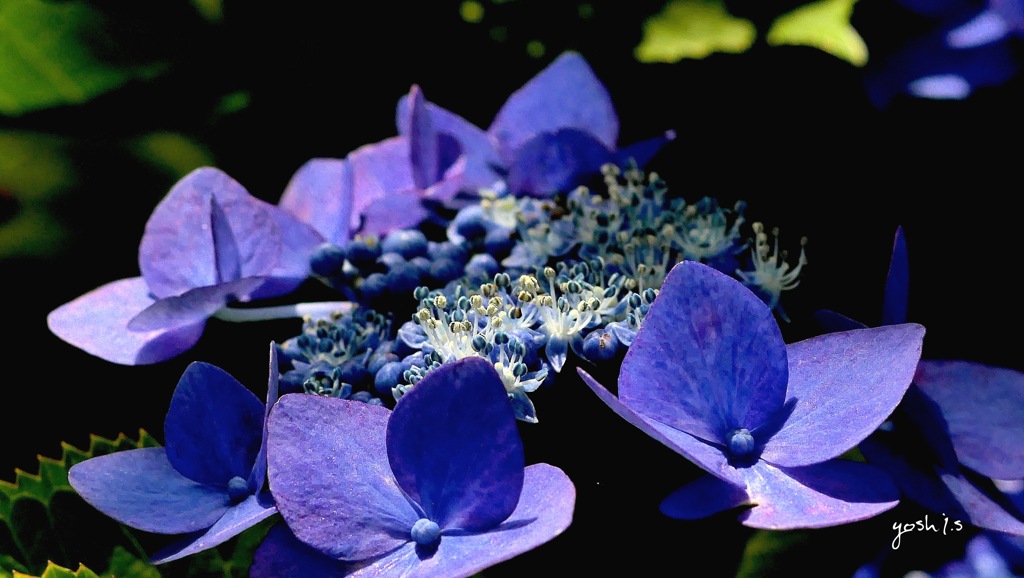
[819,227,1024,534]
[68,343,281,563]
[396,51,675,198]
[48,168,323,365]
[259,356,575,577]
[578,260,926,528]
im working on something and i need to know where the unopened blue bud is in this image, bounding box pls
[411,518,441,546]
[728,428,756,458]
[227,476,250,504]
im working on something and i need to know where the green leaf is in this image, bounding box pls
[105,547,160,578]
[0,0,168,116]
[0,131,76,203]
[635,0,757,63]
[126,132,217,179]
[13,562,101,578]
[0,207,66,259]
[735,530,811,578]
[766,0,868,66]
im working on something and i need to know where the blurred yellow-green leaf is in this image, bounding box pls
[635,0,756,63]
[126,132,217,179]
[0,0,168,117]
[766,0,867,66]
[0,132,75,203]
[0,208,66,259]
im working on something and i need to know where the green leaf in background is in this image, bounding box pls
[635,0,756,63]
[126,132,217,179]
[735,529,811,577]
[0,430,159,576]
[12,561,101,578]
[0,0,168,116]
[766,0,867,66]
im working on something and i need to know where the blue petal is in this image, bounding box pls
[139,167,280,297]
[388,357,525,531]
[882,226,909,326]
[737,460,900,529]
[760,324,925,467]
[250,207,325,299]
[150,492,277,564]
[267,394,418,561]
[488,51,618,162]
[346,464,574,578]
[613,130,677,169]
[164,362,266,486]
[505,129,614,197]
[126,277,266,332]
[278,158,356,246]
[660,474,751,520]
[249,342,281,494]
[618,261,790,447]
[68,447,228,534]
[47,277,205,365]
[915,360,1024,480]
[358,189,430,238]
[407,85,440,189]
[250,523,359,578]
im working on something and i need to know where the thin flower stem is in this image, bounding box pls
[212,301,353,323]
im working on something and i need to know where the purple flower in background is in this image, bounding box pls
[395,51,675,198]
[866,0,1024,106]
[68,343,281,563]
[578,260,926,528]
[280,85,466,239]
[47,168,323,365]
[818,227,1024,535]
[257,356,575,577]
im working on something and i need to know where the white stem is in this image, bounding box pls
[212,301,353,323]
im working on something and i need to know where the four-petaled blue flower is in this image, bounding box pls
[68,343,282,563]
[255,356,575,577]
[578,260,926,528]
[47,168,323,365]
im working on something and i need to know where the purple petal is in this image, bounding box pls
[47,277,205,365]
[407,85,440,189]
[388,357,524,531]
[505,129,614,197]
[278,158,356,246]
[396,94,503,191]
[250,207,325,299]
[489,52,618,162]
[737,460,900,529]
[150,492,277,564]
[250,523,359,578]
[267,394,419,561]
[660,474,752,520]
[613,130,677,169]
[914,359,1024,479]
[577,368,746,487]
[139,167,279,297]
[164,362,266,486]
[882,226,909,326]
[760,324,925,467]
[127,277,266,332]
[946,9,1011,48]
[618,261,789,447]
[814,309,869,333]
[68,447,228,534]
[249,343,281,493]
[358,188,429,238]
[348,463,575,578]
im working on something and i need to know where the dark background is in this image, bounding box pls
[2,1,1021,575]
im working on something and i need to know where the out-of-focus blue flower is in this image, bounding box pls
[68,344,281,563]
[866,0,1024,106]
[818,227,1024,535]
[396,51,675,198]
[256,356,575,577]
[579,260,926,528]
[47,168,324,365]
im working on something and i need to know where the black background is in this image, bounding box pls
[2,1,1021,576]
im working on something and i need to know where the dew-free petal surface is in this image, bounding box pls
[612,130,677,169]
[914,359,1024,480]
[578,368,746,487]
[127,277,266,332]
[660,473,752,520]
[150,492,278,564]
[738,459,899,529]
[388,357,525,532]
[249,343,281,493]
[489,52,618,160]
[250,523,359,578]
[278,158,355,246]
[164,362,266,486]
[69,447,229,534]
[358,189,430,238]
[47,277,205,365]
[882,226,909,326]
[348,463,575,578]
[139,167,279,297]
[251,207,324,299]
[268,394,419,561]
[618,261,789,445]
[407,85,440,189]
[505,129,613,197]
[761,323,925,467]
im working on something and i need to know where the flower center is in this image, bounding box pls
[410,518,441,546]
[727,428,756,458]
[227,476,250,504]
